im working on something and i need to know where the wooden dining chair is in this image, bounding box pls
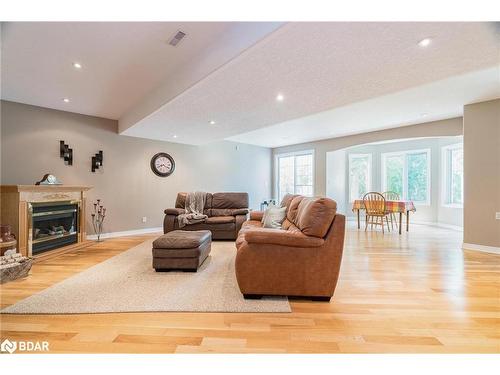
[363,192,391,233]
[382,191,400,230]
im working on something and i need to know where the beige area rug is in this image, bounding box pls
[1,239,290,314]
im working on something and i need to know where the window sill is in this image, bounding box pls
[442,204,463,209]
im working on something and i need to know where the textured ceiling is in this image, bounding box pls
[228,67,500,147]
[122,22,500,146]
[2,22,499,147]
[1,22,281,119]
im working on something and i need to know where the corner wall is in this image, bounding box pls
[463,98,500,249]
[0,100,272,234]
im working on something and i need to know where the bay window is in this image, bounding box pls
[348,153,372,202]
[442,143,463,207]
[381,149,430,204]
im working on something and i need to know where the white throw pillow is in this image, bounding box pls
[262,205,286,229]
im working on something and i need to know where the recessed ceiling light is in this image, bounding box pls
[421,113,428,117]
[209,120,216,125]
[73,62,82,69]
[418,38,432,47]
[276,94,284,102]
[173,135,178,138]
[63,98,70,103]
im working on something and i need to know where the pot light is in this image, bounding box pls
[418,38,432,47]
[276,93,284,102]
[173,135,178,138]
[209,120,216,125]
[73,62,82,69]
[63,98,70,103]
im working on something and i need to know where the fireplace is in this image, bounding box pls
[28,200,81,255]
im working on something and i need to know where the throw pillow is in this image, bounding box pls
[262,206,286,229]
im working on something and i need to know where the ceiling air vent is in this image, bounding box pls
[168,30,187,46]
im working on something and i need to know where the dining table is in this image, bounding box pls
[352,199,416,234]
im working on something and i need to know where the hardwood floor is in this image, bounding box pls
[1,223,499,353]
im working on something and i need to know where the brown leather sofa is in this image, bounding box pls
[235,194,345,301]
[164,192,249,240]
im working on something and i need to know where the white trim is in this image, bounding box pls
[462,243,500,255]
[86,227,162,240]
[381,148,431,205]
[411,221,463,231]
[346,217,463,231]
[348,153,372,203]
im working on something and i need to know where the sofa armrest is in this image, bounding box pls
[249,211,264,221]
[243,228,324,248]
[164,208,185,216]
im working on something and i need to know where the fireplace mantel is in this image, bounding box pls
[1,185,92,193]
[0,185,92,258]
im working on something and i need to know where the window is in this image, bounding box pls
[276,151,314,202]
[381,149,431,204]
[348,154,372,202]
[442,143,463,207]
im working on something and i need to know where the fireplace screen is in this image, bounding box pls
[29,201,79,255]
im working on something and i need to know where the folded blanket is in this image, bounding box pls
[177,191,208,228]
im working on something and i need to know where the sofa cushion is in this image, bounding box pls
[212,192,249,209]
[210,208,249,217]
[174,220,236,232]
[243,228,325,248]
[286,196,304,223]
[175,192,213,209]
[153,230,211,249]
[206,216,235,224]
[295,197,337,238]
[280,193,300,211]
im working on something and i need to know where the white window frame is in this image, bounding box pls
[274,150,315,201]
[441,143,463,208]
[381,148,431,206]
[348,153,372,203]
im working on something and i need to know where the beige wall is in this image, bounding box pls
[0,100,272,234]
[463,98,500,248]
[273,118,464,197]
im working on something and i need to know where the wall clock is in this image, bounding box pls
[150,153,175,177]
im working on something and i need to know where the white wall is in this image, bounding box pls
[326,150,346,214]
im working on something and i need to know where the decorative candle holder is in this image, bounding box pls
[91,199,106,242]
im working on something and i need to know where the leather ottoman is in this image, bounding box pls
[152,230,212,272]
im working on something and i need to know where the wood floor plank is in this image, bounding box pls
[1,224,499,353]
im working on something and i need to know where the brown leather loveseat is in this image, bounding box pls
[235,194,345,301]
[164,192,249,240]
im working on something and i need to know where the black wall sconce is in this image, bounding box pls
[59,140,73,165]
[91,151,103,172]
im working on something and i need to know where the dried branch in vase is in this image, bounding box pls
[91,200,106,242]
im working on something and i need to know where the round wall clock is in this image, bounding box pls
[150,153,175,177]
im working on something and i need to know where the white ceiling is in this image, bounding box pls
[1,22,282,119]
[228,66,500,147]
[2,22,499,148]
[121,22,500,145]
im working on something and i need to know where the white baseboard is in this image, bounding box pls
[86,227,162,240]
[346,217,463,231]
[462,243,500,255]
